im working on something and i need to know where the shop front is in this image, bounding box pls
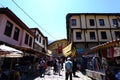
[85,39,120,80]
[0,44,49,80]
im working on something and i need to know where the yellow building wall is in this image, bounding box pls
[48,39,69,55]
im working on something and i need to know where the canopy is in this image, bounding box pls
[0,44,23,57]
[90,39,120,51]
[63,43,72,57]
[63,43,76,57]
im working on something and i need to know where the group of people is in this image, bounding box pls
[36,57,81,80]
[36,57,64,77]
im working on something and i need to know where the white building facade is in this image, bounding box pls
[66,13,120,53]
[30,28,48,54]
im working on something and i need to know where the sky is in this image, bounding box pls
[1,0,120,43]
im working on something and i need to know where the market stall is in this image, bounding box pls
[0,44,23,80]
[85,39,120,80]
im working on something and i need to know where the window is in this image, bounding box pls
[101,32,107,39]
[43,39,45,45]
[89,19,95,26]
[4,21,13,37]
[71,19,76,26]
[99,19,105,26]
[24,33,29,44]
[13,27,20,41]
[76,32,81,40]
[29,37,32,47]
[90,32,96,40]
[36,34,39,41]
[112,19,118,27]
[39,37,41,43]
[115,31,120,39]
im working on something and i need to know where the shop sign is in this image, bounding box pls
[76,48,84,54]
[58,46,62,53]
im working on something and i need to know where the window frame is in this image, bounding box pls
[71,19,77,26]
[13,27,20,41]
[4,21,13,37]
[115,31,120,39]
[89,19,95,26]
[76,32,81,40]
[112,19,118,27]
[39,36,41,43]
[101,31,107,39]
[29,37,32,47]
[99,19,105,26]
[24,33,29,45]
[90,32,96,40]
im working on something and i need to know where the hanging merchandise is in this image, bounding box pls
[109,47,114,60]
[114,47,120,57]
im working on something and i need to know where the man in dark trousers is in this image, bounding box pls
[65,57,73,80]
[72,58,77,77]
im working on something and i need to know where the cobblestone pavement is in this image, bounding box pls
[28,68,92,80]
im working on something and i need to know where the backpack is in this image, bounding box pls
[65,61,72,73]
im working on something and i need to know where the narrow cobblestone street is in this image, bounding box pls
[28,67,92,80]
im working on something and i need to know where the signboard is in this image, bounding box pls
[76,48,84,54]
[58,46,62,53]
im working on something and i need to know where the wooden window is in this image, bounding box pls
[89,19,95,26]
[71,19,76,26]
[101,32,107,39]
[4,21,13,37]
[13,27,20,41]
[112,19,118,27]
[90,32,96,40]
[39,37,41,43]
[29,37,32,47]
[99,19,105,26]
[115,31,120,39]
[76,32,81,40]
[24,33,29,44]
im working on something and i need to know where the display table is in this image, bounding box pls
[86,69,105,80]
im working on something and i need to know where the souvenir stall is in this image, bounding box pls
[0,44,23,80]
[85,39,120,80]
[85,50,105,80]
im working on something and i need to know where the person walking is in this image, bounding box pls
[57,60,62,76]
[39,58,45,77]
[65,57,73,80]
[53,59,58,75]
[72,58,77,77]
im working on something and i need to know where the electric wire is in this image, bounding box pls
[11,0,56,40]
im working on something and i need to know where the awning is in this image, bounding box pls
[46,50,52,56]
[90,39,120,51]
[11,45,48,57]
[87,39,120,56]
[63,43,72,57]
[0,44,23,58]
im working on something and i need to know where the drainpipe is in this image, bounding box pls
[108,15,113,41]
[84,14,87,48]
[95,15,100,45]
